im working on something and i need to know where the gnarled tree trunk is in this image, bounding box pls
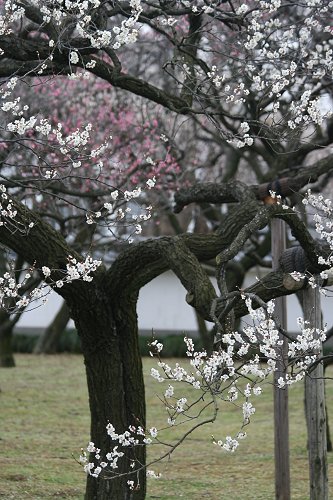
[69,287,146,500]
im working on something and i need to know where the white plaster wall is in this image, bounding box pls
[15,270,333,333]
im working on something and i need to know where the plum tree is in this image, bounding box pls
[1,1,333,498]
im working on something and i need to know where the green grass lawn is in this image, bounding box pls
[0,354,332,499]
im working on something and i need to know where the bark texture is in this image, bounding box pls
[0,315,15,367]
[68,285,146,500]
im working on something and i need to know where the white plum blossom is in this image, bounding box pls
[149,427,158,438]
[164,385,174,398]
[42,266,51,278]
[69,51,79,65]
[146,470,161,479]
[0,254,102,314]
[80,284,329,484]
[150,368,164,382]
[146,177,156,189]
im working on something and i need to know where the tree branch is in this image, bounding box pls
[174,154,333,213]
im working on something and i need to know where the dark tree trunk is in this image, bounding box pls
[33,300,70,354]
[69,287,146,500]
[0,308,21,367]
[0,321,15,367]
[324,368,332,452]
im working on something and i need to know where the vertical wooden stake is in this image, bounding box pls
[303,285,328,500]
[272,218,290,500]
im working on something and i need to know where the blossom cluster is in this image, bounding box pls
[0,255,102,314]
[0,0,143,50]
[196,0,333,147]
[1,78,164,242]
[81,295,327,487]
[0,266,39,311]
[42,255,102,286]
[79,423,160,484]
[2,0,333,160]
[0,184,18,226]
[86,185,153,237]
[0,0,25,35]
[303,191,333,268]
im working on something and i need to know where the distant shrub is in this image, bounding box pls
[12,334,37,353]
[139,334,204,357]
[13,331,203,357]
[57,328,82,353]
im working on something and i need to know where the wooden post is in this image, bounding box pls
[272,218,290,500]
[303,285,328,500]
